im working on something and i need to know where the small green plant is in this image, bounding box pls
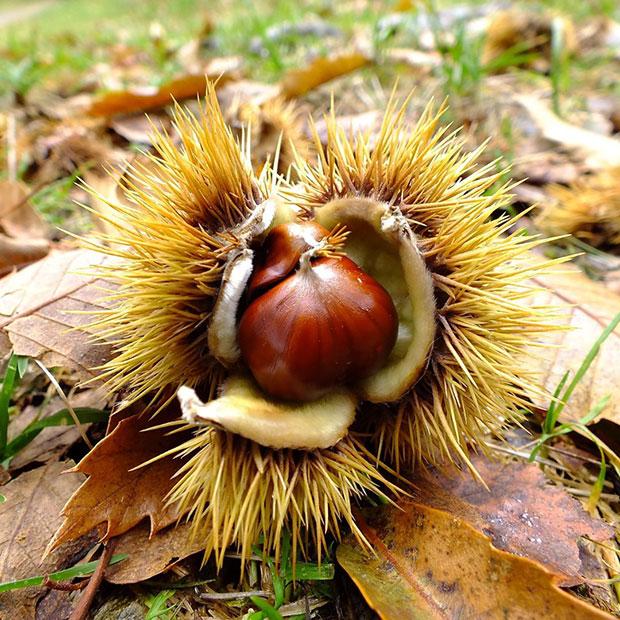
[424,2,537,101]
[248,532,335,620]
[0,353,29,457]
[529,311,620,504]
[145,589,179,620]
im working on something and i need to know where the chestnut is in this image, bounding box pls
[238,222,399,401]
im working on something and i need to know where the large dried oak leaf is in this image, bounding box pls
[49,411,189,552]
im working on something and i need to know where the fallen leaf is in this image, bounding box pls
[279,53,371,98]
[413,456,612,586]
[0,180,48,239]
[88,69,235,117]
[49,410,190,553]
[0,234,50,274]
[337,502,614,620]
[27,121,115,185]
[0,248,115,380]
[109,113,174,145]
[518,96,620,170]
[528,264,620,426]
[105,521,203,584]
[0,461,85,619]
[83,168,127,239]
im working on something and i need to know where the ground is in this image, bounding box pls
[0,0,619,619]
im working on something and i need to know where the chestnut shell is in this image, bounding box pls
[239,254,399,401]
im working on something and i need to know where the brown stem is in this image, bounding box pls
[42,576,90,592]
[69,539,117,620]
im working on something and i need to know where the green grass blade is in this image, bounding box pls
[0,554,127,592]
[145,589,176,620]
[544,370,571,434]
[16,356,29,378]
[554,311,620,421]
[268,558,285,607]
[249,597,283,620]
[3,407,109,460]
[0,354,20,457]
[579,395,611,426]
[550,16,565,117]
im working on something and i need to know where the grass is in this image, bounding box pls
[529,311,620,503]
[247,532,335,620]
[2,0,613,99]
[0,553,127,592]
[0,354,109,469]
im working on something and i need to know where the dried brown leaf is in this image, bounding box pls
[0,234,50,274]
[87,72,235,117]
[105,521,203,584]
[518,96,620,170]
[413,456,613,586]
[49,411,189,552]
[0,180,48,239]
[0,249,115,380]
[109,113,174,145]
[528,264,620,426]
[279,53,371,98]
[0,461,85,619]
[337,502,614,620]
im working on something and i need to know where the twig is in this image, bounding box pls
[42,575,90,592]
[194,589,270,601]
[69,539,117,620]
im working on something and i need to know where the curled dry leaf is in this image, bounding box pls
[0,235,50,274]
[527,264,620,426]
[0,180,48,239]
[87,70,236,117]
[279,52,371,98]
[49,410,190,553]
[413,455,613,587]
[0,179,50,272]
[105,521,204,585]
[518,96,620,170]
[337,503,614,620]
[0,461,86,619]
[0,249,115,379]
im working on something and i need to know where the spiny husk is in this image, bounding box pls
[291,96,558,473]
[535,168,620,249]
[238,96,311,175]
[81,88,560,566]
[164,426,401,567]
[84,83,276,405]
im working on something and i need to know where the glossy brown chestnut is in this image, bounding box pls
[246,221,329,298]
[239,224,399,401]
